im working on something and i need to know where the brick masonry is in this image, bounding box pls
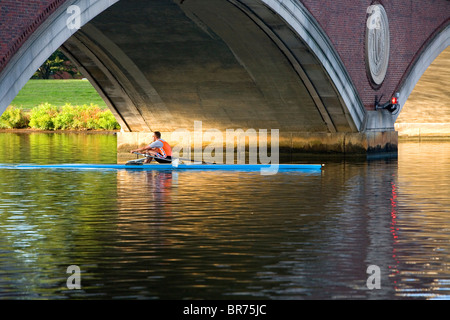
[300,0,450,110]
[0,0,448,112]
[0,0,68,73]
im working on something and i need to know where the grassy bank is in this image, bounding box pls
[10,79,107,109]
[0,104,120,131]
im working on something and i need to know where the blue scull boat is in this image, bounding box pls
[3,163,323,172]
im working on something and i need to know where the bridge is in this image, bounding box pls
[0,0,449,155]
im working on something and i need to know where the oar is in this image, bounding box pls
[130,152,214,166]
[126,157,146,164]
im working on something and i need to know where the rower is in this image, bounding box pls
[130,131,172,164]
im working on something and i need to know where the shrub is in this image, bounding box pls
[53,104,76,130]
[96,110,121,130]
[71,104,99,130]
[0,106,30,129]
[29,103,59,130]
[4,103,120,131]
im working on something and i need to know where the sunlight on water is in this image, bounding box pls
[394,142,450,299]
[0,132,448,299]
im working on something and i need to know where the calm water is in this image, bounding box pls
[0,132,448,300]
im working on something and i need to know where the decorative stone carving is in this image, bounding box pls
[365,4,390,85]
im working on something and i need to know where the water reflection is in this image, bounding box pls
[110,163,404,299]
[393,142,450,299]
[0,132,448,299]
[0,132,117,164]
[113,169,330,299]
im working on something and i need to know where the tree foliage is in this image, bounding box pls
[32,50,82,79]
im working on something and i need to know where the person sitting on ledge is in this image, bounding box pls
[130,131,172,164]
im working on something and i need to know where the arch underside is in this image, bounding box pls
[396,24,450,122]
[61,0,357,134]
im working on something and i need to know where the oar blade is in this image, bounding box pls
[172,158,180,168]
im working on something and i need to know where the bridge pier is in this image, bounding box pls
[117,129,398,163]
[117,108,398,162]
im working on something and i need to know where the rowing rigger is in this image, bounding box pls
[127,151,212,166]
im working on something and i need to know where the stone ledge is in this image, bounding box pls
[117,130,398,155]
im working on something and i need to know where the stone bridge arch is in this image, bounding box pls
[397,25,450,118]
[0,0,119,120]
[395,25,450,137]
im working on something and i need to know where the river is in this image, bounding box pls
[0,132,448,300]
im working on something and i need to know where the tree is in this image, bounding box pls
[32,50,82,79]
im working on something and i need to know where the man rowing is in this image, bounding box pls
[130,131,172,164]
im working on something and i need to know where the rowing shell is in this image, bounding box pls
[1,163,324,172]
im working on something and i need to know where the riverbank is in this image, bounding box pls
[0,128,119,135]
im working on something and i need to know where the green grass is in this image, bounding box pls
[10,79,107,110]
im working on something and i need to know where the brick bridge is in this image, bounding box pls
[0,0,449,154]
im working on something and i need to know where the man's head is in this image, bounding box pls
[153,131,161,141]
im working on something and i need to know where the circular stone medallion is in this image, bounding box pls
[365,4,390,85]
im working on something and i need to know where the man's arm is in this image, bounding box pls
[130,146,152,154]
[130,140,163,153]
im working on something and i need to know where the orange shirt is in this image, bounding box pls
[155,139,172,158]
